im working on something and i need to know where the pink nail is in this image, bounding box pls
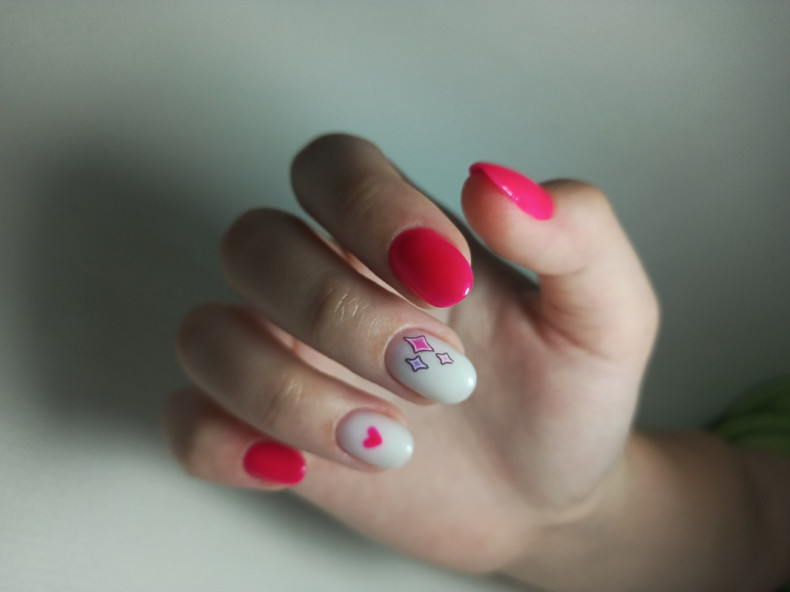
[243,441,306,485]
[469,162,554,220]
[389,227,473,307]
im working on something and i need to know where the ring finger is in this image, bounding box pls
[176,303,416,470]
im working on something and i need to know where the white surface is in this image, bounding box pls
[387,333,477,404]
[1,2,789,591]
[338,412,414,469]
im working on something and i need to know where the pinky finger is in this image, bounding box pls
[163,387,308,491]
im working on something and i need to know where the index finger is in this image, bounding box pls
[291,134,473,308]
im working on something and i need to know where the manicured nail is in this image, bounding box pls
[243,441,306,485]
[389,227,473,307]
[386,332,477,404]
[469,162,554,220]
[338,412,414,469]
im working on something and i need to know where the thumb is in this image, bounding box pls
[461,162,658,367]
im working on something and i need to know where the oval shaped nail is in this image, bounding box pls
[389,227,473,307]
[469,162,554,220]
[338,412,414,469]
[385,332,477,404]
[243,441,306,485]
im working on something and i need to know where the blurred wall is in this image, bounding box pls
[1,3,788,591]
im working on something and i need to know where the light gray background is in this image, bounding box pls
[1,2,788,591]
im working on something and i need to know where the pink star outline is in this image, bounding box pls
[435,352,454,365]
[404,335,434,353]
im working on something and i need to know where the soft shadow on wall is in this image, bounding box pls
[19,129,366,522]
[23,139,233,434]
[17,133,524,585]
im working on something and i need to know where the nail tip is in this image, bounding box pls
[385,439,415,469]
[389,227,473,307]
[243,441,307,485]
[436,375,477,405]
[468,161,553,221]
[428,287,472,308]
[387,333,477,404]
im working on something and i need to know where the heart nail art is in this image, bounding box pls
[363,426,383,448]
[338,412,413,469]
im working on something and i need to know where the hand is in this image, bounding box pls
[164,134,659,574]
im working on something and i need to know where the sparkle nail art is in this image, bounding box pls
[386,332,477,404]
[338,412,414,469]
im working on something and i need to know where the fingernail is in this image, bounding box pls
[338,412,414,469]
[386,332,477,404]
[243,441,306,485]
[469,162,554,220]
[389,227,473,307]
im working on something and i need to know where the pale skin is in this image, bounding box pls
[164,134,790,591]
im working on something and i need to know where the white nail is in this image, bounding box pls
[338,412,414,469]
[385,333,477,404]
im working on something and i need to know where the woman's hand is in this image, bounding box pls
[164,133,660,576]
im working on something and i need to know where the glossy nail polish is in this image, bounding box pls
[385,332,477,404]
[389,227,473,307]
[243,441,306,485]
[338,412,414,469]
[469,162,554,220]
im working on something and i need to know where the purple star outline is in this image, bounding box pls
[405,355,429,372]
[403,335,434,353]
[435,352,454,365]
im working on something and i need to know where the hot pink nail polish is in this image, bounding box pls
[243,441,306,485]
[469,162,554,220]
[389,227,473,307]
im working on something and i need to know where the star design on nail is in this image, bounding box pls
[435,352,454,365]
[405,355,429,372]
[404,335,434,353]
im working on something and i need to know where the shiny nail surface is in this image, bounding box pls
[338,412,414,469]
[243,441,306,485]
[386,332,477,404]
[469,162,554,220]
[389,227,473,307]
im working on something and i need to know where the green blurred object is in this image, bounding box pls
[710,376,790,592]
[711,376,790,458]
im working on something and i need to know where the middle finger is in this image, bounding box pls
[221,209,477,405]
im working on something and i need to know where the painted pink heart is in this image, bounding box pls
[362,426,383,448]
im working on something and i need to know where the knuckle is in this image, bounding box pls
[306,270,369,341]
[175,303,224,365]
[221,208,264,259]
[177,436,206,479]
[551,180,618,258]
[162,388,210,479]
[337,173,397,226]
[220,209,269,273]
[294,133,378,168]
[543,180,616,254]
[221,209,309,291]
[549,179,612,215]
[257,370,303,433]
[180,443,211,480]
[221,209,290,271]
[568,181,613,222]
